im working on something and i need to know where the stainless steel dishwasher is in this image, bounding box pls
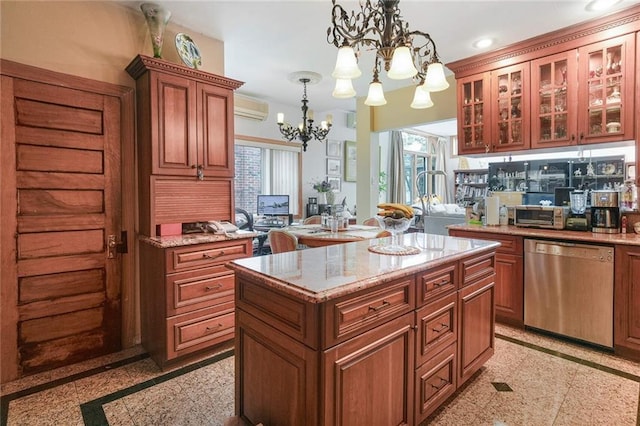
[524,239,614,348]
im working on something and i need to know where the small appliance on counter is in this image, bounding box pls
[514,205,569,230]
[565,190,589,231]
[591,190,620,233]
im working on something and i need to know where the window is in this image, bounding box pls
[401,131,433,204]
[235,137,301,216]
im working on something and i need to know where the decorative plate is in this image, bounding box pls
[175,33,202,69]
[603,164,616,175]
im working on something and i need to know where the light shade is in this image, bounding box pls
[410,85,434,109]
[364,81,387,106]
[423,62,450,92]
[387,46,418,80]
[332,78,356,99]
[332,46,362,79]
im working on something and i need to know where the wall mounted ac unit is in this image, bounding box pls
[234,94,269,121]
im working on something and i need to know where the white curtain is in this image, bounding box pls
[387,131,405,203]
[427,137,451,204]
[266,150,299,215]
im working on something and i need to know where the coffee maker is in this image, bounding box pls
[591,190,620,233]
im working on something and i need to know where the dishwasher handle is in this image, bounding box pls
[525,239,613,263]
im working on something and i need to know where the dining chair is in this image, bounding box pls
[363,217,380,227]
[268,229,299,254]
[303,215,322,224]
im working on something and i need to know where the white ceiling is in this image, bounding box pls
[126,0,639,122]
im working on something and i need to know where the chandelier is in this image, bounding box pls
[327,0,449,108]
[277,71,332,152]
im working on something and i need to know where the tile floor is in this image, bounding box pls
[1,324,639,425]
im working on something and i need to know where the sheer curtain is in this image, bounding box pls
[430,137,451,203]
[267,150,299,215]
[387,130,405,203]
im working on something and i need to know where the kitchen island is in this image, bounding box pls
[228,233,500,426]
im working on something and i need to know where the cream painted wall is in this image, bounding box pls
[0,1,225,88]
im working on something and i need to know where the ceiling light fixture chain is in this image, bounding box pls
[327,0,449,108]
[277,73,332,152]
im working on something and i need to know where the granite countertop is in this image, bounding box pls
[140,230,258,248]
[448,224,640,246]
[228,233,500,303]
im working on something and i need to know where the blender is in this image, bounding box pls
[566,190,589,231]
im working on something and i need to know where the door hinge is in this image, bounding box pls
[107,231,128,259]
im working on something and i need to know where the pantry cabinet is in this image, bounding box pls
[126,55,243,236]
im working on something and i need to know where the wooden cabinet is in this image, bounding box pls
[614,244,640,359]
[492,63,530,152]
[140,238,252,368]
[449,6,639,156]
[449,230,524,327]
[234,248,497,425]
[454,169,488,206]
[458,73,492,154]
[577,34,636,145]
[126,55,243,236]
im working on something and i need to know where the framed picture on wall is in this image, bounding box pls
[344,140,356,182]
[327,158,341,176]
[327,140,342,158]
[327,176,341,192]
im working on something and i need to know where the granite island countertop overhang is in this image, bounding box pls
[139,229,258,248]
[447,223,640,246]
[227,232,500,303]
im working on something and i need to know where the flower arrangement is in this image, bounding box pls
[312,179,332,193]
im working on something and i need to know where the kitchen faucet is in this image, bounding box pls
[416,169,447,232]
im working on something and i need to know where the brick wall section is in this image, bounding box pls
[234,145,262,214]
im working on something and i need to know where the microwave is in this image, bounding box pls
[514,205,569,229]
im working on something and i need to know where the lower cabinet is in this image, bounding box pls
[234,249,496,425]
[449,229,523,326]
[614,245,640,358]
[140,238,252,368]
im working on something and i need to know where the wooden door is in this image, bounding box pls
[614,245,640,356]
[494,252,524,327]
[457,72,492,155]
[1,73,123,380]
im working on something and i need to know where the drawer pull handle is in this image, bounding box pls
[430,377,449,391]
[203,251,224,260]
[431,323,449,333]
[205,323,224,333]
[205,283,223,291]
[433,279,449,287]
[368,300,390,312]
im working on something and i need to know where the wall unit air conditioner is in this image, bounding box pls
[234,94,269,121]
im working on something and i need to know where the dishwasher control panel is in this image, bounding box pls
[530,241,613,262]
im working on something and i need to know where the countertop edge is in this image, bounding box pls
[139,230,258,248]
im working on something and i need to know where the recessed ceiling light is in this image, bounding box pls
[473,38,494,49]
[585,0,622,12]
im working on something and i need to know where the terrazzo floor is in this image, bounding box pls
[1,324,639,425]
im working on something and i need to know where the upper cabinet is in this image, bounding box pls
[449,5,640,156]
[577,34,635,145]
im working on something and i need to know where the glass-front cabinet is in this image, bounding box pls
[492,63,530,152]
[577,34,635,144]
[531,50,578,149]
[457,73,491,154]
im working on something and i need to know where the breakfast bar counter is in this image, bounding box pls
[228,233,500,425]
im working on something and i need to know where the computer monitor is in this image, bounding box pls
[256,194,289,216]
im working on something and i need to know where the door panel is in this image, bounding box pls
[1,72,123,379]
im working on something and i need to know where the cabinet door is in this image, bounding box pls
[198,82,234,178]
[495,252,524,327]
[457,73,492,155]
[614,245,640,356]
[458,274,495,385]
[323,313,414,426]
[530,50,578,149]
[151,71,198,176]
[577,34,635,144]
[492,63,530,152]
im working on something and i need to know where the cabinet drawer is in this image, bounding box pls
[166,268,234,316]
[460,251,495,287]
[415,342,457,423]
[417,263,457,305]
[324,277,415,348]
[166,240,252,273]
[166,305,235,360]
[449,230,522,255]
[415,293,457,366]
